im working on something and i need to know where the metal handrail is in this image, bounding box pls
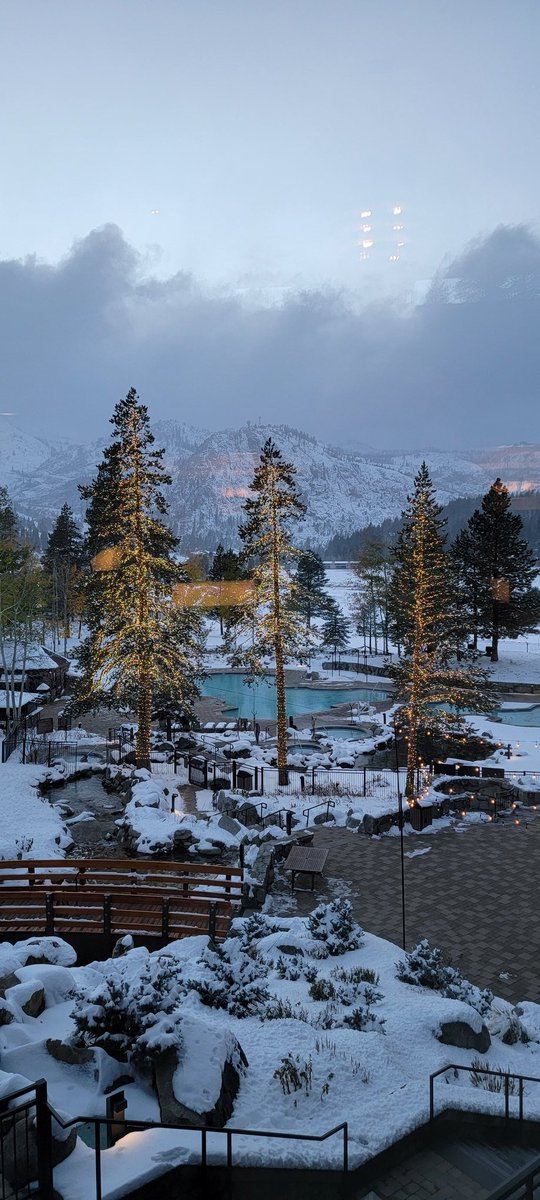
[430,1063,540,1123]
[44,1101,349,1198]
[302,798,336,826]
[485,1150,540,1199]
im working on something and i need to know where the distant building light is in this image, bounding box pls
[362,239,374,249]
[392,224,404,231]
[389,254,400,262]
[393,205,402,215]
[361,224,372,232]
[360,210,372,218]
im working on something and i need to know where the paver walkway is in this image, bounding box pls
[270,817,540,1005]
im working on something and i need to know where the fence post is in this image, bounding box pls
[504,1073,510,1121]
[312,766,316,793]
[47,741,52,768]
[204,758,208,789]
[102,895,112,936]
[232,759,237,789]
[260,767,264,795]
[161,898,170,940]
[208,902,217,942]
[286,811,292,836]
[254,766,259,792]
[363,766,366,796]
[35,1079,54,1200]
[45,893,55,936]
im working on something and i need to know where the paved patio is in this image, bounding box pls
[270,815,540,1005]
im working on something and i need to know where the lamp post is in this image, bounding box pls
[394,726,407,950]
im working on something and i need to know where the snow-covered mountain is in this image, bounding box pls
[2,419,540,550]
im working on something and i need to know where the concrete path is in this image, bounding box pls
[270,816,540,1005]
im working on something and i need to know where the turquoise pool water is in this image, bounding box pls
[201,672,392,720]
[431,702,540,727]
[317,726,371,740]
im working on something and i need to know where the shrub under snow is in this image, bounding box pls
[396,939,493,1016]
[308,899,363,958]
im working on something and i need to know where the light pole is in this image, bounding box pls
[393,725,407,950]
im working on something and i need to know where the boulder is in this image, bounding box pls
[6,981,45,1018]
[218,815,243,837]
[112,934,135,958]
[437,1020,491,1052]
[155,1023,247,1129]
[46,1039,95,1066]
[0,1000,15,1025]
[2,1115,77,1191]
[0,972,22,996]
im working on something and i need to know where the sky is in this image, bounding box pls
[1,0,540,449]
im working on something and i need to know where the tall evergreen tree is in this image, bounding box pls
[0,486,44,734]
[231,438,307,783]
[453,480,540,662]
[209,543,247,636]
[74,389,204,766]
[43,504,85,652]
[292,551,332,631]
[321,603,350,657]
[388,463,489,796]
[352,540,392,655]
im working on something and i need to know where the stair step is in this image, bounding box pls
[434,1135,540,1190]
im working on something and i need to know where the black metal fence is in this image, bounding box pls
[0,1078,348,1199]
[0,1079,53,1200]
[22,739,83,769]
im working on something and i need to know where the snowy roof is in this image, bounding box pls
[0,691,41,707]
[0,643,61,672]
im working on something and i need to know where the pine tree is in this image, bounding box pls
[388,463,489,796]
[74,388,204,766]
[209,544,247,636]
[453,480,540,662]
[43,504,84,652]
[292,551,332,642]
[0,487,44,733]
[232,438,307,783]
[321,603,351,657]
[352,541,392,655]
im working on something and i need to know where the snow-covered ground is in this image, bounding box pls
[0,763,74,859]
[1,910,540,1197]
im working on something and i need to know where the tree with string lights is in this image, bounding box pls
[231,438,308,784]
[388,462,490,797]
[74,389,204,767]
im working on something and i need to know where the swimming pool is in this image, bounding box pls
[430,701,540,727]
[201,672,392,720]
[317,726,372,740]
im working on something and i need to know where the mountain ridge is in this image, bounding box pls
[1,420,539,551]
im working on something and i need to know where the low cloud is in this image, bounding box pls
[0,223,539,448]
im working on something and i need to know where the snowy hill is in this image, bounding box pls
[2,419,540,550]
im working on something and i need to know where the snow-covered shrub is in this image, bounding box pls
[309,977,337,1002]
[187,943,270,1017]
[396,940,493,1016]
[264,997,309,1022]
[331,965,380,986]
[276,955,301,981]
[71,955,185,1067]
[307,899,363,958]
[343,1006,386,1034]
[489,1006,531,1045]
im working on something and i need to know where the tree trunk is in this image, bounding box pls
[136,672,152,769]
[271,484,288,786]
[491,600,499,662]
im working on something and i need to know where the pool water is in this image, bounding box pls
[317,726,371,740]
[430,702,540,728]
[201,672,392,720]
[491,705,540,727]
